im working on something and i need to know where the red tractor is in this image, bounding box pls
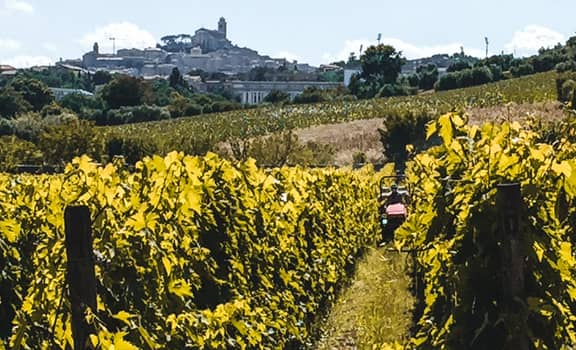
[379,175,410,243]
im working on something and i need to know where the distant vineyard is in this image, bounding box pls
[101,72,557,162]
[396,113,576,348]
[0,154,390,349]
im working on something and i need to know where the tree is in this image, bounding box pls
[347,52,360,66]
[447,60,472,72]
[360,44,405,84]
[350,44,405,99]
[293,87,325,104]
[417,64,438,90]
[0,87,32,118]
[435,73,459,91]
[151,79,173,106]
[168,67,189,91]
[92,70,112,86]
[8,77,54,111]
[248,67,274,81]
[263,90,291,104]
[100,75,153,109]
[59,93,103,115]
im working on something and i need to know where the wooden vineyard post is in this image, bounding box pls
[64,206,97,350]
[496,183,528,350]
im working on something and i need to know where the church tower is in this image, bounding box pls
[218,17,227,38]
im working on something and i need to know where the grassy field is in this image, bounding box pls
[314,247,415,349]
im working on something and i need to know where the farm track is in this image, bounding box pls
[314,246,414,350]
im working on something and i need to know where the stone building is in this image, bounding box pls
[210,81,342,105]
[191,17,233,53]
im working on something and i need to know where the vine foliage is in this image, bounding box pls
[396,113,576,349]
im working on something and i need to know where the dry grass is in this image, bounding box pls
[289,101,566,167]
[314,247,414,350]
[465,101,565,125]
[293,118,386,167]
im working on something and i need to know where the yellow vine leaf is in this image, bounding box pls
[168,279,193,298]
[162,256,173,276]
[112,311,135,326]
[113,332,139,350]
[551,161,572,178]
[426,120,437,140]
[437,113,454,145]
[0,219,20,243]
[533,242,545,262]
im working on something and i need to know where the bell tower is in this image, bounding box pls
[218,17,227,38]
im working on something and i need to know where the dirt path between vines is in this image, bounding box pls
[314,247,414,350]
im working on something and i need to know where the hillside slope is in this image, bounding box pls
[289,101,564,166]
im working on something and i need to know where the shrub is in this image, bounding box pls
[0,135,43,171]
[8,112,46,142]
[556,72,576,109]
[37,119,103,164]
[435,73,459,91]
[556,60,576,73]
[471,66,493,85]
[105,135,161,164]
[40,102,67,117]
[263,90,291,104]
[294,87,326,104]
[210,100,241,113]
[511,63,535,77]
[59,93,104,116]
[377,84,410,97]
[378,110,434,171]
[353,151,367,165]
[100,105,170,125]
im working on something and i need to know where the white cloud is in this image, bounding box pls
[3,0,34,14]
[0,38,21,51]
[80,22,157,53]
[42,42,58,52]
[273,51,301,62]
[1,55,53,68]
[505,25,565,57]
[323,38,484,64]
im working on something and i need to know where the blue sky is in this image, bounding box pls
[0,0,575,68]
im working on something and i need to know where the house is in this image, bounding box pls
[0,64,17,77]
[49,88,94,101]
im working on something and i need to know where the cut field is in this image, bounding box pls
[287,101,566,166]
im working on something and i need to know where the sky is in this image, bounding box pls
[0,0,575,68]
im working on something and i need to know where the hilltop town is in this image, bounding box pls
[62,18,317,78]
[1,17,492,106]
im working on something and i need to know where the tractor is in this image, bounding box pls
[378,175,410,243]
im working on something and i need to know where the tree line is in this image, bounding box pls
[347,35,576,99]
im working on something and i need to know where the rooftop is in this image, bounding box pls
[0,64,16,71]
